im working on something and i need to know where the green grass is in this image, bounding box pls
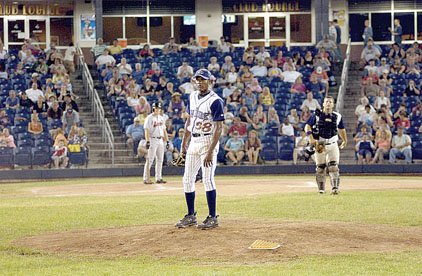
[0,176,421,275]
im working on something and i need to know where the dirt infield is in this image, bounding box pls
[28,176,422,197]
[13,177,422,264]
[16,220,422,264]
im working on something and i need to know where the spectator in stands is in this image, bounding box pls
[299,106,312,129]
[267,106,280,126]
[117,58,133,75]
[226,88,243,110]
[378,79,393,98]
[290,76,307,93]
[378,58,390,76]
[374,112,393,139]
[242,47,255,64]
[248,114,265,137]
[217,36,234,53]
[47,100,63,122]
[279,117,295,137]
[301,50,314,68]
[228,117,247,137]
[390,57,405,74]
[292,53,303,69]
[15,62,25,76]
[268,61,283,78]
[225,66,238,84]
[395,111,410,130]
[233,76,245,90]
[28,113,43,135]
[91,38,107,59]
[45,44,63,66]
[255,46,270,63]
[300,92,321,112]
[1,128,16,149]
[162,82,175,102]
[374,90,391,110]
[238,106,252,124]
[108,39,123,55]
[358,105,377,128]
[355,134,376,164]
[131,63,144,83]
[63,42,77,74]
[176,61,194,82]
[354,124,373,143]
[241,87,256,112]
[281,64,302,84]
[393,103,408,120]
[32,56,48,75]
[5,90,19,110]
[135,96,151,116]
[33,95,48,116]
[293,130,309,165]
[53,128,68,147]
[255,105,267,124]
[52,140,68,169]
[362,19,373,47]
[288,108,301,131]
[311,66,329,87]
[223,106,235,126]
[245,130,261,165]
[62,107,80,135]
[405,59,421,77]
[19,91,33,109]
[95,49,116,68]
[0,42,8,67]
[389,127,412,163]
[168,92,185,119]
[178,79,195,95]
[240,66,254,84]
[361,76,379,97]
[412,102,422,117]
[259,86,275,108]
[126,117,145,154]
[371,130,391,164]
[140,78,155,97]
[388,42,405,60]
[316,35,337,59]
[18,44,28,60]
[25,83,43,104]
[378,69,392,85]
[314,51,331,71]
[60,94,79,112]
[0,110,10,131]
[165,119,176,140]
[207,57,220,74]
[283,57,296,72]
[73,127,89,152]
[360,41,381,69]
[364,59,379,77]
[162,37,180,55]
[307,74,327,95]
[224,130,245,165]
[389,19,403,45]
[138,44,154,59]
[221,56,234,78]
[172,128,184,160]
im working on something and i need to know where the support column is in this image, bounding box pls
[195,0,222,44]
[314,0,329,42]
[95,0,103,40]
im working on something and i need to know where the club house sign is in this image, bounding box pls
[232,1,300,12]
[0,3,63,15]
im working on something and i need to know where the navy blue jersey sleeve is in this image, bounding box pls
[306,114,316,126]
[338,117,345,129]
[210,99,225,121]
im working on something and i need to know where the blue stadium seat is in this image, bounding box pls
[69,150,88,167]
[0,147,14,168]
[31,146,51,167]
[14,146,32,167]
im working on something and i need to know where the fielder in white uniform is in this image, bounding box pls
[175,69,224,230]
[143,102,169,184]
[305,96,348,194]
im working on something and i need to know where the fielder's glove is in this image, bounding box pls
[316,143,325,153]
[146,141,150,149]
[172,153,185,167]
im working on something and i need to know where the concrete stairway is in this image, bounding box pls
[71,72,140,168]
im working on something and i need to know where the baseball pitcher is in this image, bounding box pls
[304,96,347,194]
[143,102,169,184]
[175,69,224,230]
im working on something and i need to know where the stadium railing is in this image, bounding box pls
[335,38,351,113]
[76,46,115,165]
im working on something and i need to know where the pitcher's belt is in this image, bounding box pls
[192,133,211,137]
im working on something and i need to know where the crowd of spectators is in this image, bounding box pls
[0,38,88,168]
[354,40,422,164]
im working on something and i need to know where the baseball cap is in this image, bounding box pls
[193,69,213,80]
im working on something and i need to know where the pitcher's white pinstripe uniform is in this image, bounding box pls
[183,90,224,193]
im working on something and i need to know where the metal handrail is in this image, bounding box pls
[77,46,115,165]
[336,38,352,113]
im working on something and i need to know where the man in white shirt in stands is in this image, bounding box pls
[255,46,270,63]
[300,92,321,112]
[250,60,268,77]
[64,42,77,74]
[389,127,412,164]
[217,36,234,53]
[281,64,302,83]
[279,118,295,137]
[177,61,194,82]
[179,81,195,95]
[91,38,107,59]
[95,49,116,68]
[25,83,44,103]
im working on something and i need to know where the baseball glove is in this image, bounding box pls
[172,153,185,166]
[316,143,325,153]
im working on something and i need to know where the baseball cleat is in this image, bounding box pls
[143,180,154,185]
[175,213,197,228]
[318,190,325,194]
[331,188,339,195]
[156,179,167,184]
[197,215,219,230]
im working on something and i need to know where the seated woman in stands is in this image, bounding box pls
[238,106,252,124]
[404,79,420,97]
[299,106,311,129]
[242,87,257,112]
[140,78,155,97]
[19,91,33,110]
[126,89,140,107]
[225,66,238,84]
[258,86,274,108]
[255,105,267,125]
[0,128,16,149]
[52,140,69,169]
[245,130,262,165]
[355,134,376,164]
[390,57,406,75]
[15,62,25,76]
[240,66,254,85]
[28,112,43,136]
[274,50,286,68]
[135,96,151,116]
[290,76,307,94]
[388,43,406,60]
[267,61,283,79]
[53,128,68,147]
[371,130,391,164]
[49,58,65,75]
[168,92,185,119]
[33,95,49,117]
[138,44,154,60]
[267,107,280,127]
[301,51,314,68]
[207,56,220,75]
[374,90,391,111]
[242,47,255,64]
[247,78,263,94]
[226,88,243,111]
[52,68,66,87]
[395,111,411,130]
[288,108,301,131]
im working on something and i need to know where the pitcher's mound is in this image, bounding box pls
[15,220,422,264]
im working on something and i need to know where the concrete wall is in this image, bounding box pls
[74,0,96,49]
[195,0,223,43]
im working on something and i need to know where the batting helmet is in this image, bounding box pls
[152,102,162,110]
